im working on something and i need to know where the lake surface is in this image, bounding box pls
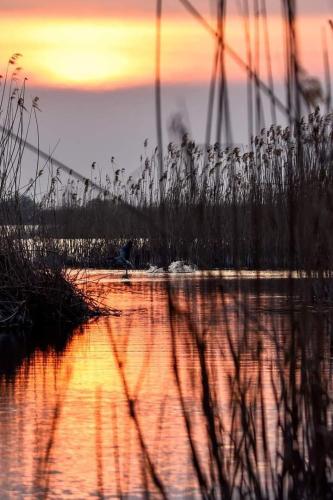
[0,271,331,499]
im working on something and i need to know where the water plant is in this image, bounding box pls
[0,55,102,331]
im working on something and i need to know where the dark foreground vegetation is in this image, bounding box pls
[0,235,100,330]
[105,276,333,499]
[1,0,333,498]
[0,55,102,332]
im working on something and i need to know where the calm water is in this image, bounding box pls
[0,271,331,498]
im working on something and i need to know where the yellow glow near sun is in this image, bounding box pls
[0,14,326,89]
[38,47,131,85]
[0,18,156,88]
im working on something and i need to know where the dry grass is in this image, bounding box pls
[0,55,103,331]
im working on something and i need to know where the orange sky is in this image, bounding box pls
[0,12,330,90]
[0,4,331,177]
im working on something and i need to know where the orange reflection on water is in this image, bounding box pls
[0,272,312,497]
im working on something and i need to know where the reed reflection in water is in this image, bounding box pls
[0,271,332,498]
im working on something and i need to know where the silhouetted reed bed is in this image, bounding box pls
[0,56,102,332]
[0,238,100,330]
[41,108,333,271]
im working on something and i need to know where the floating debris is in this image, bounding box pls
[168,261,198,273]
[147,265,164,273]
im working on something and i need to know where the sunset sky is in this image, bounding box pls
[0,0,332,186]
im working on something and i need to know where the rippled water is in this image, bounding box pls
[0,271,330,498]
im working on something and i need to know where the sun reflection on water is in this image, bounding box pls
[0,272,331,497]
